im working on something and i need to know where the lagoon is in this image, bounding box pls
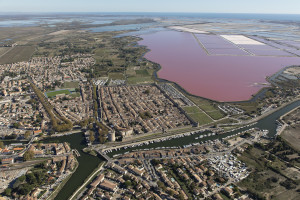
[139,30,300,102]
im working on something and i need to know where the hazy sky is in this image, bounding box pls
[1,0,300,14]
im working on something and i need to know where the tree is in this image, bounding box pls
[37,143,42,150]
[26,173,37,185]
[24,131,31,139]
[99,134,106,144]
[124,180,132,188]
[4,188,12,196]
[12,122,20,129]
[89,131,95,143]
[244,132,251,138]
[157,181,166,191]
[23,150,34,161]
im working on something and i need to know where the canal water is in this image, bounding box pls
[107,100,300,157]
[42,133,104,200]
[40,100,300,199]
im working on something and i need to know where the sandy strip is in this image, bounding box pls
[48,30,72,36]
[169,26,208,34]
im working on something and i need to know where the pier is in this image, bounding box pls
[72,149,80,157]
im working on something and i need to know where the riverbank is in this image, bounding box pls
[39,99,300,199]
[41,132,104,200]
[46,160,79,200]
[69,162,105,200]
[104,99,300,157]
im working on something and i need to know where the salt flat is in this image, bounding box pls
[169,26,208,34]
[221,35,265,45]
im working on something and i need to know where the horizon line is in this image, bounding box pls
[0,11,300,15]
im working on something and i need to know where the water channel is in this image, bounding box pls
[42,100,300,200]
[107,100,300,157]
[42,132,104,200]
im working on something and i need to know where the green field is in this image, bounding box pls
[135,69,149,76]
[183,106,201,114]
[108,72,124,79]
[46,90,71,98]
[183,106,213,125]
[0,45,36,64]
[127,76,154,84]
[63,81,79,89]
[207,111,225,120]
[189,113,213,125]
[213,118,239,125]
[179,92,225,120]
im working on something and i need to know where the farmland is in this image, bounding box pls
[0,46,36,64]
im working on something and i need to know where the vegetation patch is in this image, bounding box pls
[127,76,153,84]
[108,72,124,79]
[63,81,79,89]
[0,45,36,64]
[135,69,149,76]
[189,113,213,125]
[183,106,213,125]
[46,89,71,98]
[184,94,225,120]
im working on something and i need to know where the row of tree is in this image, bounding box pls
[30,82,73,132]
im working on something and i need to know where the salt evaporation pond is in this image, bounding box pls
[138,30,300,102]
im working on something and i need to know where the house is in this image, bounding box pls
[90,174,105,188]
[13,147,24,151]
[213,193,224,200]
[33,130,42,135]
[1,157,14,164]
[99,180,118,193]
[222,187,233,196]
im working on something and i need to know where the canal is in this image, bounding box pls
[42,133,104,200]
[40,100,300,199]
[107,100,300,157]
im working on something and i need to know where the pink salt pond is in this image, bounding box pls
[138,30,300,102]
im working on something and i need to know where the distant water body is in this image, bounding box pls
[0,13,300,28]
[101,12,300,22]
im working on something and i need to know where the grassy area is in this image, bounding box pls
[46,89,71,98]
[183,106,200,114]
[183,106,213,125]
[212,118,239,126]
[189,113,213,125]
[0,45,36,64]
[238,147,266,171]
[70,92,81,98]
[127,76,154,84]
[135,69,149,76]
[183,94,225,120]
[63,81,79,89]
[282,126,300,152]
[198,103,218,112]
[108,72,125,79]
[234,101,259,115]
[207,111,225,120]
[238,144,300,199]
[126,69,136,76]
[0,47,11,55]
